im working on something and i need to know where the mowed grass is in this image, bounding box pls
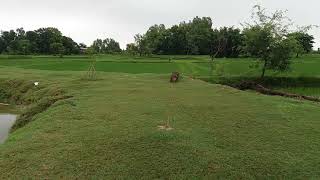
[0,67,320,178]
[1,54,320,97]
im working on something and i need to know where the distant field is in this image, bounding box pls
[0,54,320,97]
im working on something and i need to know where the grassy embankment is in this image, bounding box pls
[0,56,320,178]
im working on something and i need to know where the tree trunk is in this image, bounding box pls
[261,59,267,79]
[209,59,214,80]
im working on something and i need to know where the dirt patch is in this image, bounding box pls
[158,125,174,131]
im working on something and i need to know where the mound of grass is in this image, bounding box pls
[0,79,72,131]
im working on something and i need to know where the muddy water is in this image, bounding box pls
[0,104,18,144]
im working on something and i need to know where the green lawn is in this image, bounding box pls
[0,56,320,178]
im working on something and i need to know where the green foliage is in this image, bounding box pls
[50,42,65,57]
[144,24,167,54]
[185,17,213,55]
[213,27,243,58]
[126,43,139,55]
[62,36,80,55]
[126,17,243,57]
[85,46,97,56]
[91,38,121,54]
[243,5,296,78]
[134,34,151,56]
[287,32,315,57]
[0,27,82,55]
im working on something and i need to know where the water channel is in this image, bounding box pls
[0,104,18,144]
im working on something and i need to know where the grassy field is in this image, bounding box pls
[0,54,320,96]
[0,55,320,178]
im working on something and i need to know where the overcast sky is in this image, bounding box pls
[0,0,319,49]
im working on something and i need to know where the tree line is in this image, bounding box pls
[0,7,315,60]
[0,27,124,56]
[126,17,315,58]
[0,27,89,56]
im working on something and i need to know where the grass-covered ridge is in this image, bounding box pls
[0,67,320,178]
[0,79,71,131]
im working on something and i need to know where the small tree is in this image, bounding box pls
[85,47,97,80]
[208,33,227,80]
[243,5,296,78]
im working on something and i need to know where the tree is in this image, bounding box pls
[91,38,121,54]
[132,17,243,56]
[208,31,227,79]
[185,17,213,55]
[0,27,80,55]
[16,40,32,55]
[62,36,80,55]
[144,24,167,54]
[91,39,104,53]
[288,32,315,57]
[163,25,188,55]
[36,27,63,54]
[85,46,97,80]
[0,30,17,53]
[134,34,150,56]
[243,5,296,78]
[25,31,39,53]
[50,42,65,57]
[103,38,122,53]
[85,46,97,55]
[79,43,87,49]
[0,38,5,54]
[215,27,243,58]
[126,43,138,55]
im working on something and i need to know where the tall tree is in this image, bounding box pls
[91,38,121,54]
[92,39,104,53]
[25,31,39,53]
[134,34,150,56]
[0,37,5,53]
[35,27,63,54]
[144,24,167,54]
[163,25,188,55]
[62,36,80,55]
[103,38,122,53]
[216,27,243,58]
[0,30,17,53]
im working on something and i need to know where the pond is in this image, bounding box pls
[0,104,18,144]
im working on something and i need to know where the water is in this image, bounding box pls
[0,104,17,144]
